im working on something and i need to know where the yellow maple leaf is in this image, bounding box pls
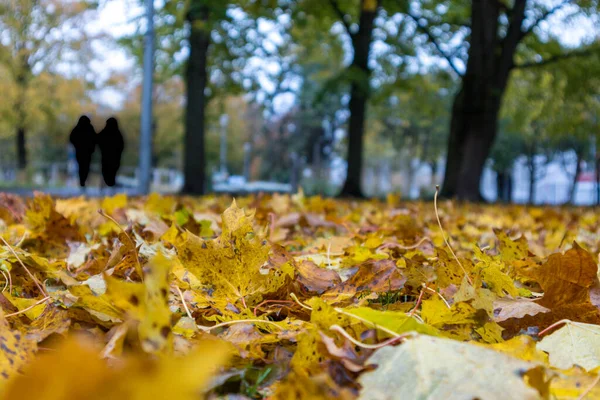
[176,201,293,306]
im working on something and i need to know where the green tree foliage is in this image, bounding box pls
[121,0,281,194]
[497,53,600,204]
[402,0,600,200]
[285,0,419,197]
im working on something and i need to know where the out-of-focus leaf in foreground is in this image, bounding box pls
[537,321,600,371]
[2,337,232,400]
[358,335,551,400]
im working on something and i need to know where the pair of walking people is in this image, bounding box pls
[70,116,124,188]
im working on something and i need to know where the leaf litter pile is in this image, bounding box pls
[0,192,600,399]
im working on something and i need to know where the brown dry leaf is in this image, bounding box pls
[24,192,84,246]
[502,243,600,334]
[526,242,598,308]
[323,260,406,302]
[493,298,551,323]
[297,260,342,294]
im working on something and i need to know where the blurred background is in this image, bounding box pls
[0,0,599,204]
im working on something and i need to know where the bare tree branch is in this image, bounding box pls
[327,0,353,38]
[520,0,574,39]
[513,47,599,69]
[404,12,463,77]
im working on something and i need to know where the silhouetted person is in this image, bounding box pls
[69,116,96,187]
[98,117,124,187]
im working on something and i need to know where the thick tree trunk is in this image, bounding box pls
[455,109,499,201]
[182,7,210,195]
[339,0,379,198]
[341,83,368,197]
[440,89,465,197]
[441,0,526,201]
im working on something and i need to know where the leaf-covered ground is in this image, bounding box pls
[0,192,599,399]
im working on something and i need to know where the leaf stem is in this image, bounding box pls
[577,373,600,400]
[5,296,50,317]
[197,318,284,332]
[537,319,572,337]
[434,186,473,286]
[0,236,47,297]
[0,269,11,293]
[175,285,194,320]
[330,324,415,349]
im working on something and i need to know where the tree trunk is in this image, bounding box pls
[528,156,536,204]
[16,126,26,170]
[497,169,513,203]
[568,152,582,204]
[441,0,527,200]
[440,89,466,197]
[339,0,379,198]
[341,83,368,197]
[430,161,438,186]
[14,73,28,171]
[182,7,210,195]
[496,170,505,203]
[506,170,513,203]
[455,108,499,201]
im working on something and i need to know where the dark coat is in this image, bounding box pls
[70,116,96,187]
[69,116,96,155]
[98,117,125,187]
